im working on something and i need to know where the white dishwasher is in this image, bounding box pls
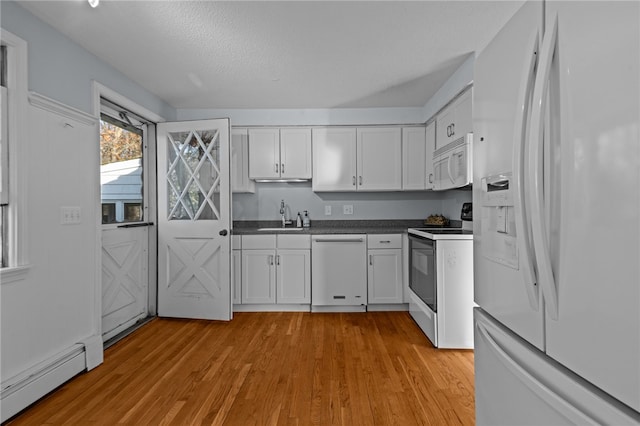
[311,234,367,310]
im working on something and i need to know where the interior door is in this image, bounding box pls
[157,119,231,320]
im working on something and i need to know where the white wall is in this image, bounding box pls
[0,1,175,120]
[0,1,176,404]
[1,100,98,381]
[233,183,459,222]
[422,53,474,122]
[191,56,476,223]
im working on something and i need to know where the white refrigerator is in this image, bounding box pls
[473,1,640,424]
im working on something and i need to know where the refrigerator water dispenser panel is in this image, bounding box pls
[480,174,518,269]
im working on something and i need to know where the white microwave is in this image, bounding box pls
[433,133,473,191]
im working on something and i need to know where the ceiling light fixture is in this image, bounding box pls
[88,0,99,8]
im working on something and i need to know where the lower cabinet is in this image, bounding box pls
[237,232,406,309]
[367,234,403,304]
[232,236,242,304]
[241,234,310,305]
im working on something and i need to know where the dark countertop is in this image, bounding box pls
[232,219,432,235]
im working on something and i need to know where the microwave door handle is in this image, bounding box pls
[514,29,541,311]
[447,152,455,184]
[527,16,559,320]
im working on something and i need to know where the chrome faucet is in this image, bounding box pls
[280,199,289,227]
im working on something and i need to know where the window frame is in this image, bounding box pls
[0,29,30,283]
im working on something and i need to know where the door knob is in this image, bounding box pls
[219,229,228,236]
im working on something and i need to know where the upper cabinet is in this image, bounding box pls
[435,88,473,150]
[312,127,401,192]
[401,126,433,191]
[312,128,357,191]
[248,128,312,180]
[425,121,436,189]
[231,128,255,193]
[356,127,402,191]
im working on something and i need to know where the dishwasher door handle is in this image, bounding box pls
[313,238,364,243]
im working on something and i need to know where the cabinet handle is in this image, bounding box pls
[352,176,356,186]
[275,163,279,173]
[369,255,373,265]
[276,255,280,265]
[281,163,285,174]
[379,240,391,244]
[359,176,363,185]
[428,173,434,184]
[269,255,274,265]
[451,123,455,136]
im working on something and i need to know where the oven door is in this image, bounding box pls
[408,234,436,312]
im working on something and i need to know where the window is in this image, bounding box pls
[99,103,145,224]
[0,30,28,282]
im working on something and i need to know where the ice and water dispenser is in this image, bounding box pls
[480,173,519,269]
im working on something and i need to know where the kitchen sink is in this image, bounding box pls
[258,228,304,231]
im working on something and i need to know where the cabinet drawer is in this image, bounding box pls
[367,234,402,249]
[242,234,277,249]
[277,234,311,249]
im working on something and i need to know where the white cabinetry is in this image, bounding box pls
[232,235,242,305]
[402,126,429,190]
[312,127,401,192]
[357,127,402,191]
[425,121,435,189]
[241,234,310,305]
[435,88,473,151]
[312,128,357,191]
[367,234,403,304]
[248,128,311,180]
[231,128,255,193]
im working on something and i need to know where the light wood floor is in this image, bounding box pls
[7,312,475,425]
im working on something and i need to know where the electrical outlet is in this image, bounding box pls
[324,205,332,216]
[343,205,353,215]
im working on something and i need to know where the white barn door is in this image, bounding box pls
[157,119,232,321]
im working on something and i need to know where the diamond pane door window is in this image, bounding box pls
[166,129,220,221]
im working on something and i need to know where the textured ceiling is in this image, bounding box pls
[18,1,524,109]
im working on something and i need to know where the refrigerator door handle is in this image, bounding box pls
[527,15,559,320]
[513,30,541,311]
[476,319,597,425]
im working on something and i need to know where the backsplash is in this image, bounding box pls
[232,182,472,222]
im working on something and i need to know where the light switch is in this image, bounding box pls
[324,205,332,216]
[60,206,82,225]
[343,205,353,215]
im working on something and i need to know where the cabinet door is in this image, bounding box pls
[280,128,312,179]
[312,128,357,191]
[401,127,426,190]
[425,121,436,189]
[232,250,242,304]
[248,128,280,179]
[231,128,255,193]
[436,105,455,150]
[367,249,403,304]
[241,249,276,303]
[276,249,311,304]
[356,127,402,191]
[452,89,473,139]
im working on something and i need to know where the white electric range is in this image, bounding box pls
[407,210,474,348]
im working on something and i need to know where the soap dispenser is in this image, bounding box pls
[296,212,303,228]
[303,210,310,228]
